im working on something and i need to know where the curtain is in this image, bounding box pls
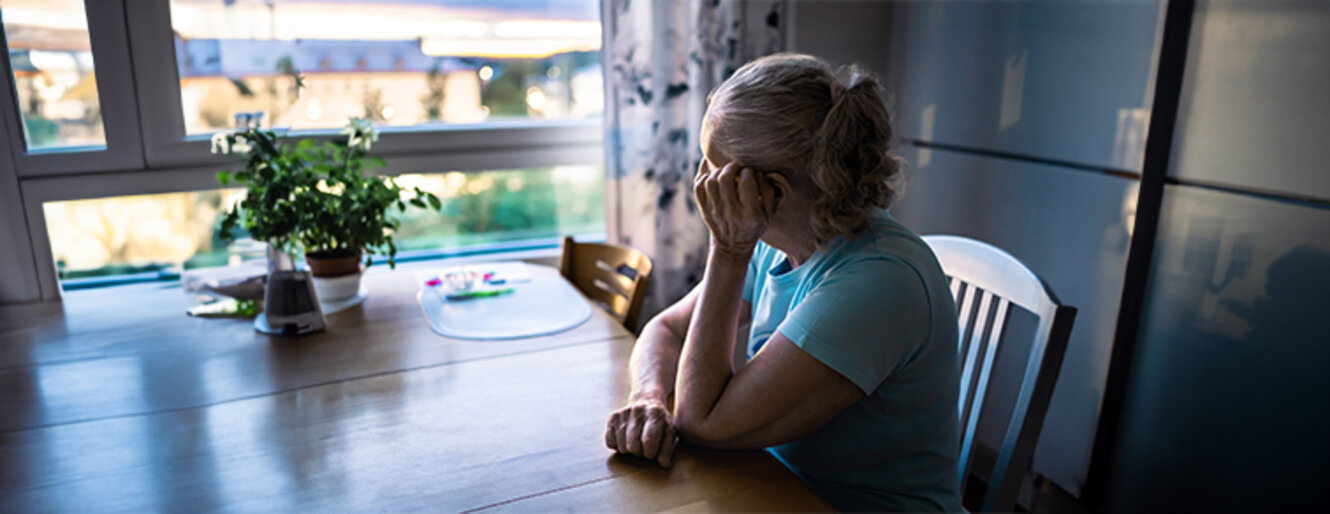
[601,0,788,321]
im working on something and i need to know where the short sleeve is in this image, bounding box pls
[741,243,765,303]
[776,257,932,394]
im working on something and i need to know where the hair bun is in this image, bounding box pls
[809,64,900,239]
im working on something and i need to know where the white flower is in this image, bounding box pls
[210,132,230,154]
[343,117,379,152]
[316,180,345,196]
[231,134,252,154]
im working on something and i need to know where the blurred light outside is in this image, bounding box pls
[44,166,606,283]
[169,0,603,134]
[2,0,107,149]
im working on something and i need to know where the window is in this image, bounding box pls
[43,188,249,282]
[393,166,604,250]
[43,166,605,286]
[3,0,606,301]
[168,0,602,134]
[2,0,106,150]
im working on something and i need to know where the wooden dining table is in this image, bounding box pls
[0,261,833,512]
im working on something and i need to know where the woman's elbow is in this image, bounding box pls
[672,414,749,449]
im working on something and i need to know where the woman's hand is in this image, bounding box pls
[605,393,678,468]
[694,164,779,259]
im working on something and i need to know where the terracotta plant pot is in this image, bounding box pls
[305,249,362,278]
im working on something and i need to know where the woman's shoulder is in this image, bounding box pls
[827,212,936,273]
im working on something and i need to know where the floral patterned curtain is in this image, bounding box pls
[601,0,788,321]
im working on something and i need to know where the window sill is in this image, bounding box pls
[60,233,605,294]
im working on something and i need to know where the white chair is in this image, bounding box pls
[923,235,1077,512]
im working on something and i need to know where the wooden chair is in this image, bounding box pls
[922,235,1077,513]
[558,236,654,331]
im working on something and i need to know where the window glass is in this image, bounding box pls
[44,166,605,284]
[169,0,602,135]
[1,0,108,150]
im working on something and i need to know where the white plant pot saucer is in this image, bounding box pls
[312,272,367,315]
[319,284,368,315]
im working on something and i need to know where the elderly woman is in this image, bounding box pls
[604,53,962,512]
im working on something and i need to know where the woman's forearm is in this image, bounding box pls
[673,248,750,435]
[628,317,684,402]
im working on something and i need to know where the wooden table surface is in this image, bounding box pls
[0,263,833,512]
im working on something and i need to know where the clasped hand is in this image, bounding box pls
[605,393,678,467]
[694,163,780,258]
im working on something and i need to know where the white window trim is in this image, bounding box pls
[1,0,607,303]
[0,0,145,176]
[0,99,40,303]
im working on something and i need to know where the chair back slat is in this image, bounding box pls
[957,290,992,419]
[954,282,977,357]
[558,236,654,330]
[923,235,1077,513]
[958,295,1010,485]
[585,259,636,297]
[580,276,632,317]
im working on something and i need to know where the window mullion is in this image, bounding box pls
[0,84,41,303]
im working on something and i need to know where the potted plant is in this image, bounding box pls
[214,118,441,309]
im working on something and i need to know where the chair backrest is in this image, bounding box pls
[923,235,1077,513]
[558,236,654,331]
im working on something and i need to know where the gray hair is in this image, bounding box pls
[706,53,903,243]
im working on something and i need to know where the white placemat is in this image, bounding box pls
[415,263,592,340]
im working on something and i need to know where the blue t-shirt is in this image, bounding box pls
[742,211,962,512]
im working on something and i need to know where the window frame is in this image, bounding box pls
[0,0,146,176]
[1,0,607,302]
[0,94,39,303]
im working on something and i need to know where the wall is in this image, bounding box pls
[792,0,1165,497]
[1102,1,1330,510]
[788,0,894,73]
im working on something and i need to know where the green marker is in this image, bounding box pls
[446,288,515,301]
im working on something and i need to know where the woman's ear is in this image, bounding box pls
[761,172,791,217]
[765,172,792,200]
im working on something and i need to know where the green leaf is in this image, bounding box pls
[369,156,386,168]
[427,194,441,210]
[219,211,237,240]
[217,171,230,185]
